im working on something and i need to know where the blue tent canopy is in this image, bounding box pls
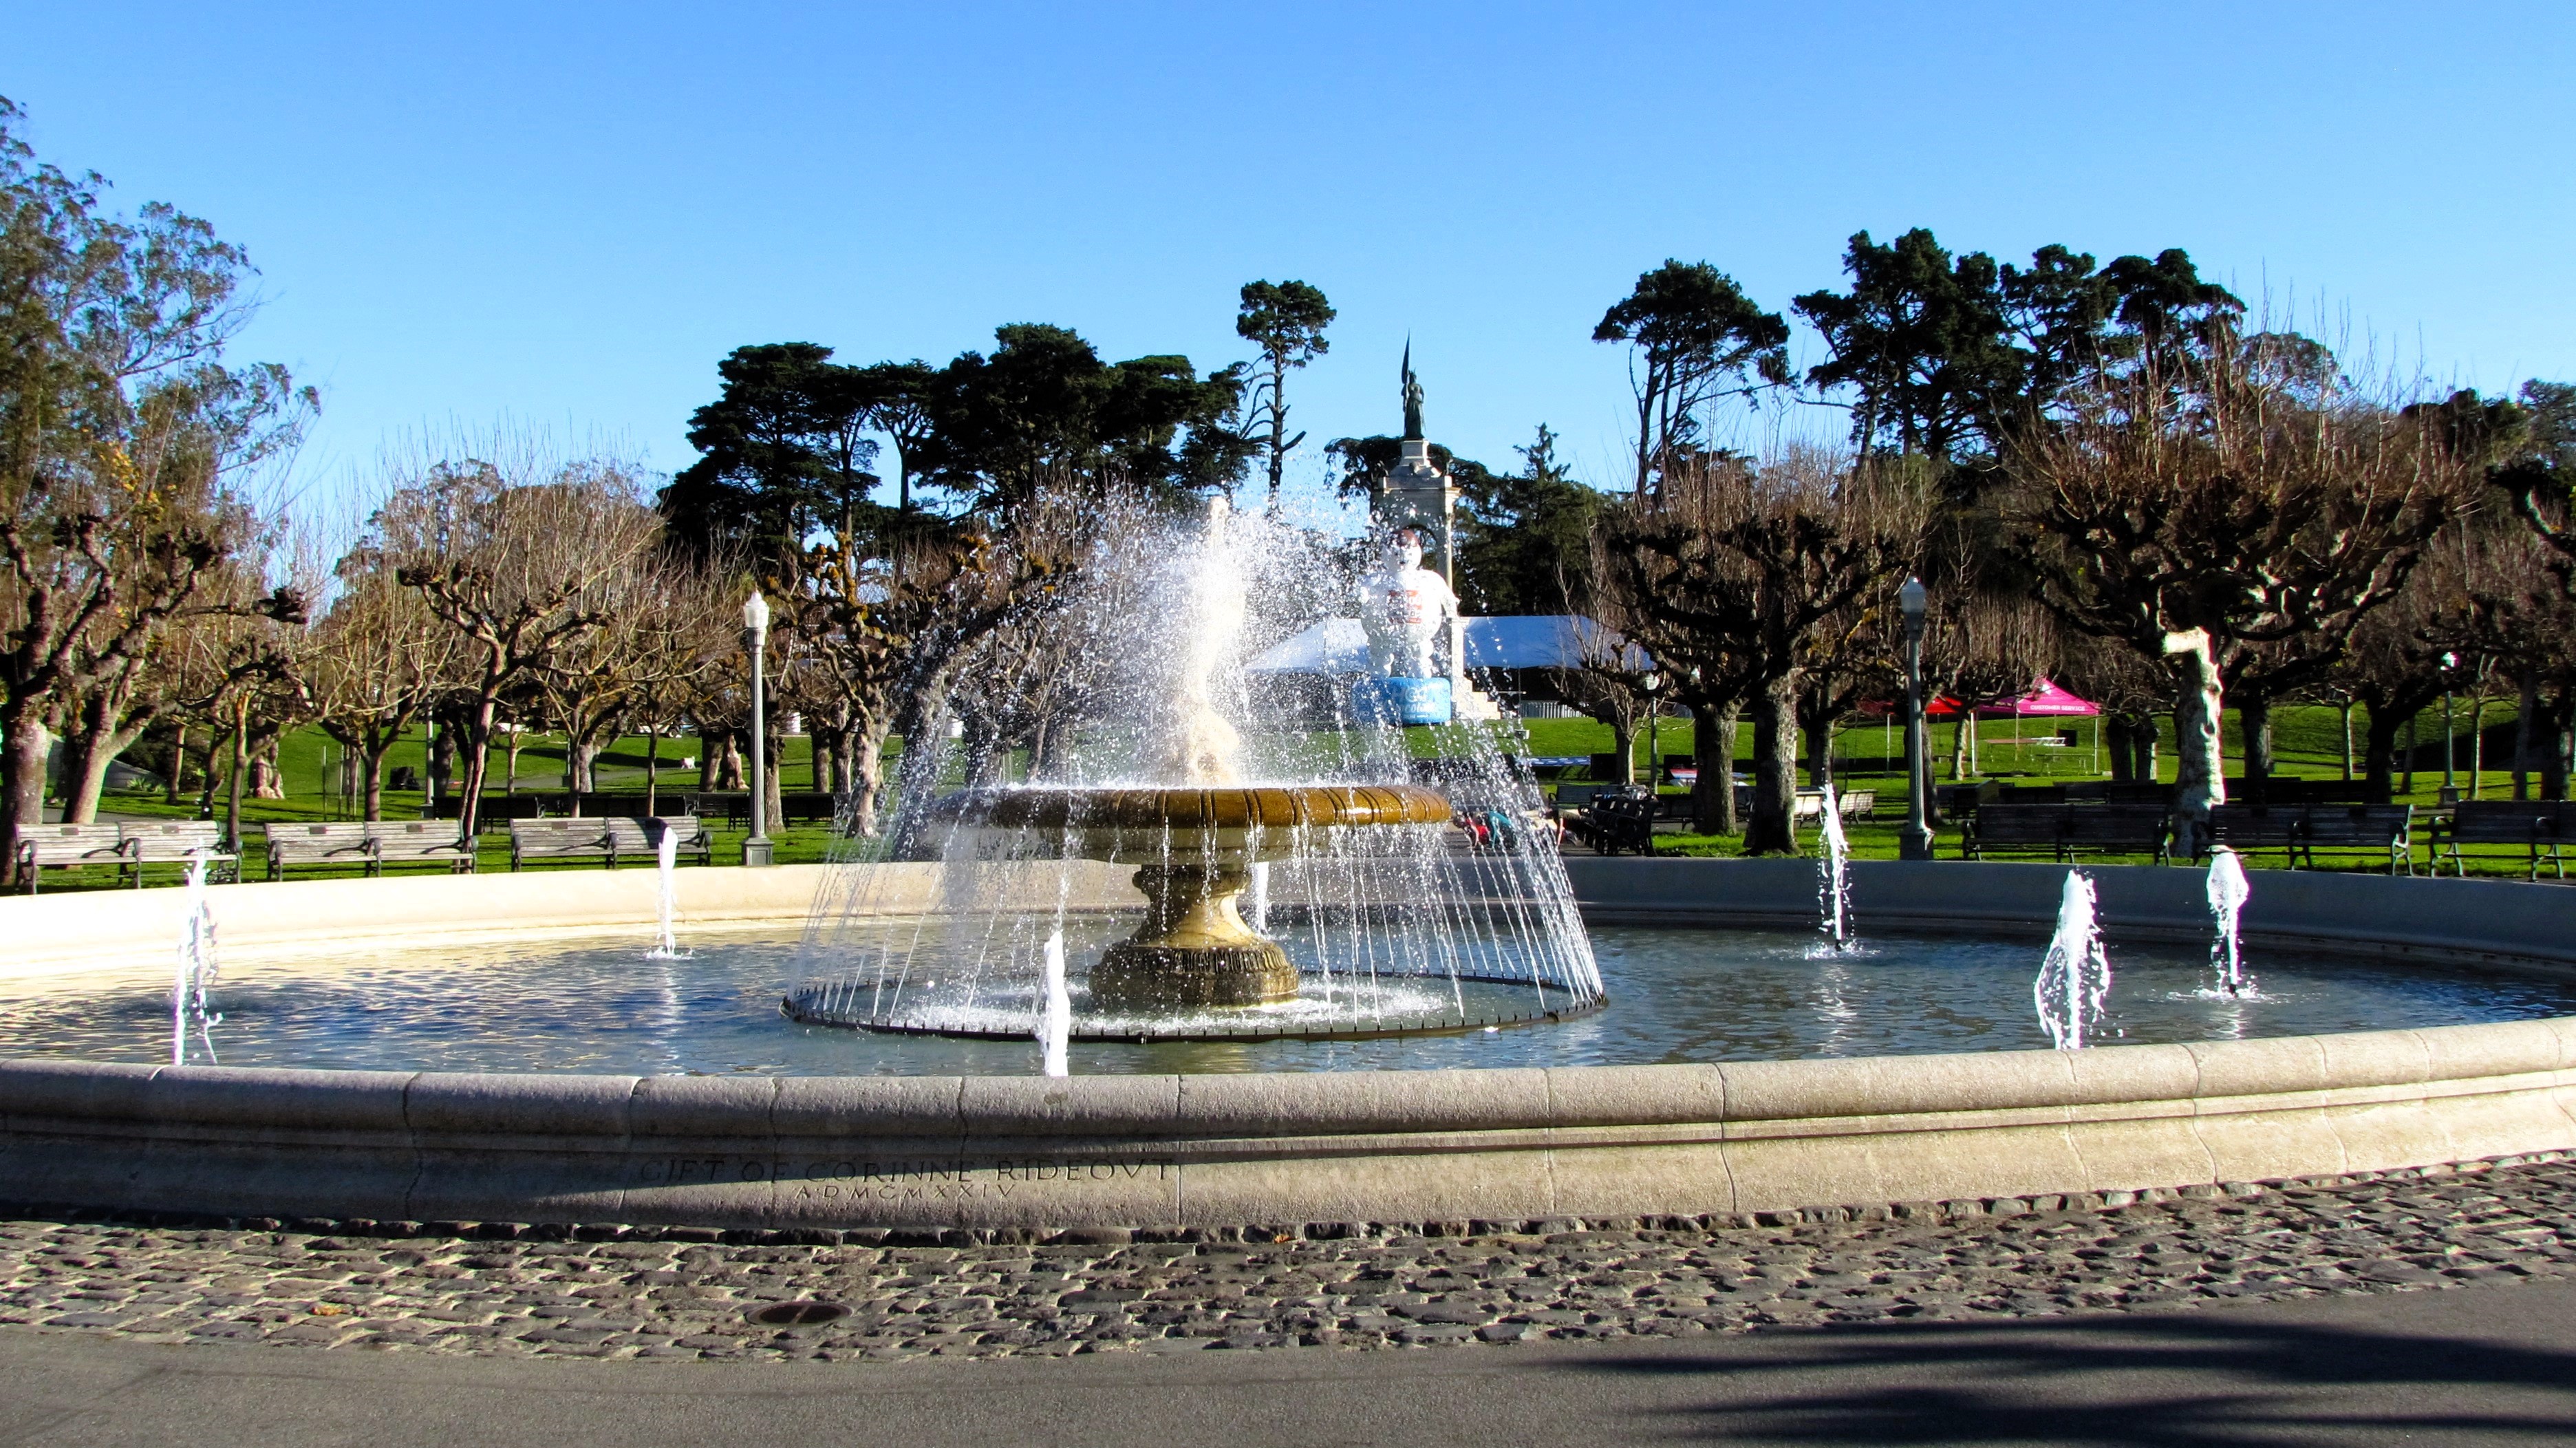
[1247,615,1641,674]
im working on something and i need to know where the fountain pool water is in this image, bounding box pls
[14,917,2576,1076]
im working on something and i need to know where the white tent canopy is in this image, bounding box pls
[1248,615,1638,674]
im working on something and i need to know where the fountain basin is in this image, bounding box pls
[1,860,2573,1232]
[921,783,1453,1008]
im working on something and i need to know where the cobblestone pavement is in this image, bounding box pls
[6,1154,2575,1364]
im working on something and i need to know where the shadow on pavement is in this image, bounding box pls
[1583,1306,2576,1445]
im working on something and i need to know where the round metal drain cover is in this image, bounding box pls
[751,1300,849,1326]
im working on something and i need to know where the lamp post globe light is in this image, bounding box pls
[1898,577,1934,861]
[742,590,774,868]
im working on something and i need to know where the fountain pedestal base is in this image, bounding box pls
[1088,864,1296,1008]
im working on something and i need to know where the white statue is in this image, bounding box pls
[1357,527,1459,679]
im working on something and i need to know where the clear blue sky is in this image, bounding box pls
[6,1,2570,504]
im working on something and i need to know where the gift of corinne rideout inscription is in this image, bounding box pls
[634,1154,1178,1206]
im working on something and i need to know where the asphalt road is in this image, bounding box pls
[8,1274,2576,1447]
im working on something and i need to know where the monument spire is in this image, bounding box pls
[1400,339,1424,441]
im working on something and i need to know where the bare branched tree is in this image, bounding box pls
[371,451,661,838]
[1595,447,1926,852]
[2003,331,2480,852]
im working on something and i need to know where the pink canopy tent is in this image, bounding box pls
[1861,679,2101,720]
[1863,678,2103,774]
[1969,678,2099,719]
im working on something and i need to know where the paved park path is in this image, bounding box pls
[4,1274,2575,1447]
[8,1157,2576,1444]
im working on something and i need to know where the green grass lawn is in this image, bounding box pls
[32,701,2557,890]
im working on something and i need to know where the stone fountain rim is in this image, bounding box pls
[3,860,2574,1231]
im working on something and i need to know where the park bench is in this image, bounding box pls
[1567,789,1656,856]
[2296,804,2416,875]
[1964,803,2171,864]
[2430,801,2570,880]
[14,823,133,893]
[2202,804,2414,874]
[266,820,477,878]
[603,814,711,868]
[367,820,478,873]
[2200,805,2304,866]
[699,791,836,829]
[264,822,378,879]
[2061,804,2173,864]
[122,820,228,884]
[510,815,706,871]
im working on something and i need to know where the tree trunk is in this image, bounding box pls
[1803,703,1835,787]
[504,727,522,796]
[0,708,48,888]
[2107,716,2135,782]
[644,726,661,816]
[2401,713,2417,797]
[2341,702,2355,780]
[2132,716,2157,782]
[2544,687,2574,802]
[1744,679,1800,855]
[2163,630,2224,859]
[1688,700,1739,835]
[428,714,457,811]
[764,721,786,834]
[225,699,249,853]
[455,700,499,841]
[2237,692,2275,804]
[61,738,115,824]
[1949,716,1969,780]
[810,722,838,798]
[716,732,746,792]
[1608,721,1635,786]
[166,723,189,805]
[850,727,890,838]
[2514,673,2537,801]
[2362,702,2405,793]
[361,738,388,822]
[250,736,285,799]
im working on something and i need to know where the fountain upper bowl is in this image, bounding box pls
[919,783,1453,864]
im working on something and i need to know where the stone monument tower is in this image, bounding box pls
[1374,342,1459,584]
[1363,347,1501,723]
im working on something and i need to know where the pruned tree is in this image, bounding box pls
[2002,331,2483,853]
[1594,447,1926,852]
[374,451,662,839]
[308,542,455,820]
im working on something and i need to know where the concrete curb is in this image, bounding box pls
[2,858,2573,1231]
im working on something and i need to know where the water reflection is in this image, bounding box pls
[3,924,2573,1076]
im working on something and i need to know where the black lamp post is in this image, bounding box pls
[1899,577,1933,861]
[741,590,774,867]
